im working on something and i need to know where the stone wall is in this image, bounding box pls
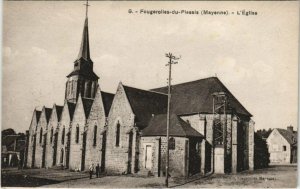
[139,136,188,177]
[45,106,58,168]
[267,129,291,164]
[69,97,87,171]
[56,103,70,167]
[180,113,253,174]
[105,83,135,174]
[85,88,106,170]
[35,108,49,168]
[27,110,38,168]
[248,120,254,170]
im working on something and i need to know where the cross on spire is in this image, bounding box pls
[83,0,90,18]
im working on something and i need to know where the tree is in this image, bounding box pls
[254,133,270,169]
[2,128,16,136]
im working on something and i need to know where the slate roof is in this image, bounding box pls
[82,98,94,119]
[67,69,99,80]
[101,91,114,116]
[151,77,251,117]
[67,18,99,80]
[67,102,76,121]
[78,18,91,62]
[276,128,297,145]
[45,108,53,123]
[123,85,168,129]
[142,114,204,138]
[36,110,42,123]
[55,105,63,121]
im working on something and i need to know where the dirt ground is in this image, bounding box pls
[179,165,298,188]
[43,165,298,188]
[1,165,298,188]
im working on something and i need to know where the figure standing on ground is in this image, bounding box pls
[96,163,100,178]
[89,164,94,179]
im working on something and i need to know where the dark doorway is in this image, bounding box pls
[127,131,133,174]
[81,131,87,171]
[52,133,58,166]
[205,142,212,173]
[42,133,47,168]
[189,139,201,175]
[101,131,106,172]
[31,135,36,168]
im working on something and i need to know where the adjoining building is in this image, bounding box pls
[267,126,297,164]
[26,4,255,177]
[2,135,27,168]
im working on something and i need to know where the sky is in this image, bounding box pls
[2,1,299,133]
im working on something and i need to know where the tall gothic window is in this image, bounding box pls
[93,125,97,146]
[50,128,54,143]
[76,126,79,143]
[116,122,120,147]
[39,128,43,144]
[62,127,65,145]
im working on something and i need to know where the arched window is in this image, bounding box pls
[62,127,65,145]
[50,128,54,143]
[76,126,79,143]
[93,125,97,146]
[116,122,120,147]
[39,128,43,143]
[169,137,175,150]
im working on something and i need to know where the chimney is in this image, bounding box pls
[287,125,293,133]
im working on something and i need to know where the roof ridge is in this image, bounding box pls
[101,91,114,95]
[152,77,218,90]
[123,84,168,96]
[173,114,188,136]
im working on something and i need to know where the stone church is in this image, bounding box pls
[26,8,255,177]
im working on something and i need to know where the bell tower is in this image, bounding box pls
[65,0,99,103]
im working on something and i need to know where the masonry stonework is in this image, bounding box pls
[85,88,106,169]
[69,96,88,171]
[105,84,135,174]
[27,110,39,168]
[45,105,58,168]
[56,102,71,167]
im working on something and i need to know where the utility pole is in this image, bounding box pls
[165,52,180,187]
[84,0,90,18]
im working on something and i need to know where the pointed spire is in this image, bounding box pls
[77,18,90,61]
[77,0,91,61]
